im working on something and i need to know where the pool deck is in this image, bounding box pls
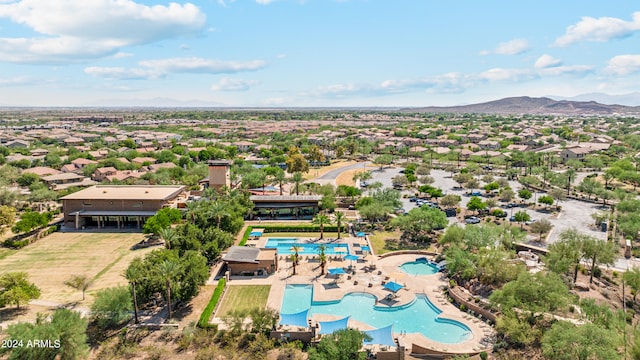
[218,234,495,357]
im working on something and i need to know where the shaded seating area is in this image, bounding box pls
[363,324,397,348]
[318,316,350,335]
[279,309,309,328]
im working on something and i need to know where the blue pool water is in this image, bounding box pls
[282,284,472,344]
[265,238,350,255]
[400,260,440,275]
[281,284,313,314]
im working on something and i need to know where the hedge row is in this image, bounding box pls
[4,225,58,249]
[239,226,253,246]
[197,278,226,329]
[261,225,345,233]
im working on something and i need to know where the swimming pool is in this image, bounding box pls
[265,238,350,255]
[282,284,472,344]
[400,260,440,275]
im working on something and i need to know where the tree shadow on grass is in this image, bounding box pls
[0,307,30,323]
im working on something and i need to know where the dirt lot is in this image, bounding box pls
[0,231,156,309]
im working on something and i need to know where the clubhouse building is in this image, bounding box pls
[60,185,186,230]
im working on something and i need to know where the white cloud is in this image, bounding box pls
[481,38,530,56]
[308,62,593,99]
[85,57,267,80]
[554,12,640,47]
[534,54,562,68]
[538,65,592,77]
[84,66,160,80]
[0,0,206,63]
[256,0,275,4]
[605,54,640,75]
[478,68,535,82]
[211,78,259,91]
[138,58,266,74]
[112,52,133,59]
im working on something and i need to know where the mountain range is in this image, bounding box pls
[407,96,640,115]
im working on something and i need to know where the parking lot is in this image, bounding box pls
[367,166,608,244]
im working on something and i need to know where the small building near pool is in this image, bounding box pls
[223,246,278,276]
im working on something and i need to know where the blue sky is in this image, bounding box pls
[0,0,639,107]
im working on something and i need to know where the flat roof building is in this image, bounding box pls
[60,185,186,230]
[222,246,277,276]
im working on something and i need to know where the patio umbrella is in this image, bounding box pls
[383,281,404,293]
[328,267,346,275]
[345,254,360,267]
[356,231,366,238]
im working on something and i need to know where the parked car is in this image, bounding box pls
[465,217,481,224]
[525,219,536,225]
[444,208,457,217]
[409,197,418,202]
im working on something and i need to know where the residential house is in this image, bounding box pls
[93,167,118,181]
[42,173,97,190]
[478,140,501,150]
[560,146,592,162]
[23,166,62,177]
[6,140,30,148]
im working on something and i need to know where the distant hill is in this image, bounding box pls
[549,92,640,107]
[407,96,640,115]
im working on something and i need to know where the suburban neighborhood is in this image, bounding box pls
[0,106,638,359]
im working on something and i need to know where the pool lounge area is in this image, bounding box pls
[262,251,494,357]
[213,229,495,358]
[280,284,472,344]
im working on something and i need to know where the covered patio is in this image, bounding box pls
[249,195,322,220]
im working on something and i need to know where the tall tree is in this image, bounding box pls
[292,172,304,195]
[318,244,327,276]
[156,260,181,320]
[0,205,16,235]
[312,213,332,240]
[334,211,345,240]
[581,237,617,284]
[308,328,371,360]
[124,258,145,324]
[64,275,92,301]
[0,272,40,309]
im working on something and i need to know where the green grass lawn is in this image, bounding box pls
[263,232,340,239]
[369,230,402,255]
[216,285,271,317]
[0,231,149,304]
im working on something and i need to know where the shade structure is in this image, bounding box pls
[363,325,396,347]
[318,316,350,335]
[249,231,263,237]
[328,267,346,275]
[356,231,366,237]
[361,245,370,252]
[383,281,404,293]
[345,254,360,261]
[279,309,309,327]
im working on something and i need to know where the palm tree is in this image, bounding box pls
[274,171,287,196]
[312,213,332,240]
[159,227,177,250]
[334,212,345,240]
[207,201,229,228]
[124,259,145,324]
[157,260,181,320]
[290,245,300,275]
[318,244,327,275]
[292,172,304,195]
[565,168,576,195]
